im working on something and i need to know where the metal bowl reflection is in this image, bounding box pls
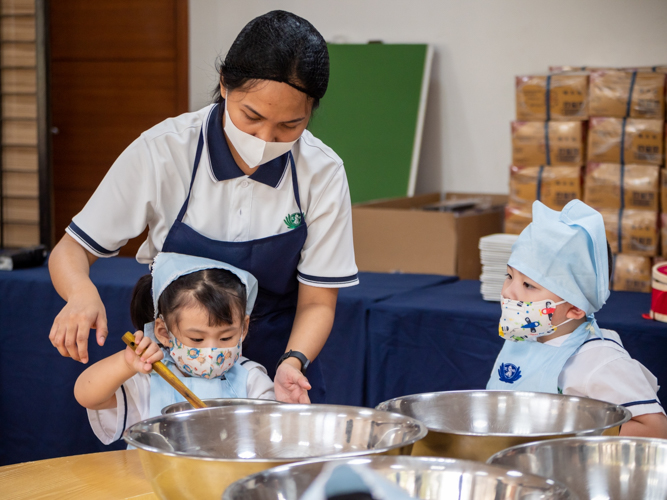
[123,404,427,500]
[223,456,575,500]
[376,390,631,462]
[161,398,279,414]
[488,436,667,500]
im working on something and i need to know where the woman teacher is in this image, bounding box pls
[48,10,358,404]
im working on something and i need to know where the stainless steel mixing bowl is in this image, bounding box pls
[376,390,631,462]
[123,404,427,500]
[161,398,279,414]
[488,436,667,500]
[222,456,575,500]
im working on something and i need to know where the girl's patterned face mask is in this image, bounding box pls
[168,332,241,379]
[498,296,573,342]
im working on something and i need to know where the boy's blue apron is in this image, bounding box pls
[487,320,596,393]
[161,112,326,402]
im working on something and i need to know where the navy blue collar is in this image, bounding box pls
[206,102,289,188]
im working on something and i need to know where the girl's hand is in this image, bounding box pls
[124,331,163,374]
[274,359,311,404]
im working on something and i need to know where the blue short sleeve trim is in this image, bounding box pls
[621,399,663,408]
[67,222,120,256]
[120,384,128,436]
[297,272,359,287]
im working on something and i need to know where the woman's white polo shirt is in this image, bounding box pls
[66,103,358,288]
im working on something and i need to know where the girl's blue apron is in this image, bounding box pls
[161,124,326,403]
[143,322,249,417]
[487,320,597,393]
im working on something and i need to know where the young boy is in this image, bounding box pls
[487,200,667,438]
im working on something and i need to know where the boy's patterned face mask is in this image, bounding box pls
[498,296,573,342]
[168,332,241,379]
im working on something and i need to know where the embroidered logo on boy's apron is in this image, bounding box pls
[498,363,522,383]
[283,213,303,229]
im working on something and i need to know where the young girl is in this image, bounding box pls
[487,200,667,438]
[75,252,275,444]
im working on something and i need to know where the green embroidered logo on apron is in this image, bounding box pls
[284,213,303,229]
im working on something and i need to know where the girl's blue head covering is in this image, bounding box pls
[150,252,258,318]
[507,200,610,316]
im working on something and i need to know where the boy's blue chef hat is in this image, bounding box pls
[151,252,259,318]
[507,200,610,316]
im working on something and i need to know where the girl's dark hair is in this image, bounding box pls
[214,10,329,110]
[130,269,247,331]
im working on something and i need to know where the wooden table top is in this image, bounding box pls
[0,450,157,499]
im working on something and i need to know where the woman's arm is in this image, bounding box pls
[274,283,338,404]
[620,412,667,439]
[74,331,162,410]
[48,234,106,363]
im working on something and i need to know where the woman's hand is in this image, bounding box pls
[49,233,105,364]
[49,282,107,364]
[124,330,163,374]
[274,358,311,403]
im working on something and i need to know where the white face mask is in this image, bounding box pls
[498,296,574,342]
[168,332,241,379]
[223,99,298,168]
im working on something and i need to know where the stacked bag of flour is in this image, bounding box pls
[582,67,665,293]
[479,233,519,301]
[506,72,588,234]
[504,64,667,293]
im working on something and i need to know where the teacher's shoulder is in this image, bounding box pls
[140,105,213,146]
[131,105,214,180]
[296,129,345,185]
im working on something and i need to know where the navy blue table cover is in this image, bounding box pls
[0,258,149,466]
[320,272,457,406]
[366,279,667,408]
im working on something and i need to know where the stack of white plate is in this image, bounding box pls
[479,233,519,301]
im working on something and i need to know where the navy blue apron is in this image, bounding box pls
[161,130,326,403]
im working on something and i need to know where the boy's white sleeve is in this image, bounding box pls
[243,360,276,400]
[86,373,151,444]
[561,347,665,417]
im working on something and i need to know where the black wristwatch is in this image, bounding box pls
[276,350,310,374]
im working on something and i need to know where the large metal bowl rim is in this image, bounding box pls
[222,455,570,500]
[376,390,632,437]
[123,404,428,462]
[160,397,280,414]
[487,435,667,464]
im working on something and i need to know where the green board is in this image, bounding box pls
[308,43,432,204]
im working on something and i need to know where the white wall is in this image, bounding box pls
[189,0,667,195]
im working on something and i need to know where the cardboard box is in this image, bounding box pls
[516,73,589,121]
[622,66,667,74]
[612,254,652,293]
[504,204,532,235]
[600,208,658,256]
[584,163,659,211]
[512,121,586,166]
[510,165,582,210]
[549,66,615,73]
[587,118,664,165]
[352,193,505,279]
[589,70,665,119]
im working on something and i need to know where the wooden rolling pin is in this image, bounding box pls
[122,331,207,409]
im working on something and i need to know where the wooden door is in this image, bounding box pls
[50,0,188,256]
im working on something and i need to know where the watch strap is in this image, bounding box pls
[276,350,310,374]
